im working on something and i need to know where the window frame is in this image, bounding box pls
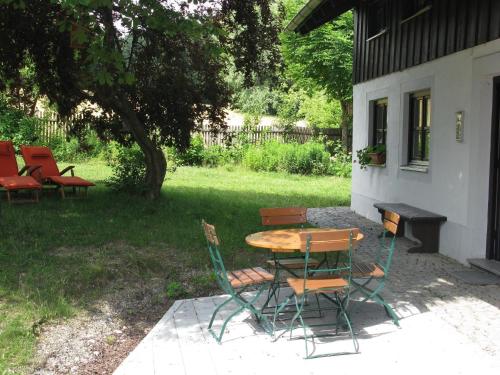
[401,0,433,24]
[407,90,431,166]
[367,0,389,40]
[371,98,388,147]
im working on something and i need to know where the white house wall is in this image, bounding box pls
[351,38,500,264]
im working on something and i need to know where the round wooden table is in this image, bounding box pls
[245,228,364,253]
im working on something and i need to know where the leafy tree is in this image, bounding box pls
[0,0,282,198]
[281,0,353,149]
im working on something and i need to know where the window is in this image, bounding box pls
[402,0,432,21]
[408,90,431,164]
[367,0,388,38]
[371,98,388,146]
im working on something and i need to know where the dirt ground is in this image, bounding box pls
[31,280,172,375]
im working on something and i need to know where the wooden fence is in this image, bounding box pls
[35,111,76,143]
[199,125,348,147]
[34,112,349,146]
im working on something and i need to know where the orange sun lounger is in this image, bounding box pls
[20,145,95,198]
[0,141,42,202]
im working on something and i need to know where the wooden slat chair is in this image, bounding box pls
[349,211,401,326]
[272,229,361,359]
[202,220,274,343]
[260,207,321,276]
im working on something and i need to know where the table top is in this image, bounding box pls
[245,228,364,253]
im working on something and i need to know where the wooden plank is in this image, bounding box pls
[413,12,423,66]
[436,0,448,58]
[446,0,457,55]
[477,0,491,44]
[466,0,479,48]
[455,0,467,51]
[420,8,431,63]
[489,0,500,40]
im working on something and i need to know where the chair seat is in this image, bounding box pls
[227,267,274,288]
[48,176,95,187]
[351,262,385,278]
[0,176,41,190]
[287,276,348,296]
[266,257,320,269]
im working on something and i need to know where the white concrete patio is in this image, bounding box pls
[114,289,499,375]
[114,208,500,375]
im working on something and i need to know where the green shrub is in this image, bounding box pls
[174,134,204,166]
[0,98,41,147]
[105,143,147,194]
[242,141,332,175]
[327,140,352,177]
[41,135,80,162]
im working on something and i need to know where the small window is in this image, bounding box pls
[371,98,388,146]
[367,0,388,38]
[408,90,431,164]
[402,0,432,21]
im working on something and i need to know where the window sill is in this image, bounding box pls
[366,28,388,43]
[400,165,429,173]
[368,163,386,168]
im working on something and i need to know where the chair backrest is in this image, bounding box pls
[259,207,307,226]
[300,229,360,294]
[202,220,232,293]
[0,141,20,177]
[20,145,60,181]
[299,229,360,253]
[377,211,401,277]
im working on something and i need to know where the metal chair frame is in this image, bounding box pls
[350,211,400,326]
[202,220,273,343]
[272,230,360,359]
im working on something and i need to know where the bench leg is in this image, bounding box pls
[407,222,440,253]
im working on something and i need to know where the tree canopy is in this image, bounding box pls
[0,0,282,198]
[280,0,353,147]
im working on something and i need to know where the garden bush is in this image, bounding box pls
[105,143,147,194]
[242,140,333,175]
[0,97,41,147]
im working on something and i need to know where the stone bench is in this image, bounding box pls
[374,203,447,253]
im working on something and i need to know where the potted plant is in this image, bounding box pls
[356,144,386,169]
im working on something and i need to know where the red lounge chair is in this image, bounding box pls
[20,145,95,198]
[0,141,42,202]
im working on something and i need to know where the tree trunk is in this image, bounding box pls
[103,93,167,199]
[340,100,352,151]
[122,114,166,200]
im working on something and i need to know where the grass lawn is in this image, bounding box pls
[0,160,351,374]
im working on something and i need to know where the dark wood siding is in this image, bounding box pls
[354,0,500,84]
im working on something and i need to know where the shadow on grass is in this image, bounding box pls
[0,181,347,336]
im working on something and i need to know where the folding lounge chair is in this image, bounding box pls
[0,141,41,203]
[20,145,94,198]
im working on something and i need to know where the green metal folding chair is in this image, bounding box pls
[272,229,361,359]
[202,220,274,343]
[349,211,401,325]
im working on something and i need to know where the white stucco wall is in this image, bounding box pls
[351,38,500,264]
